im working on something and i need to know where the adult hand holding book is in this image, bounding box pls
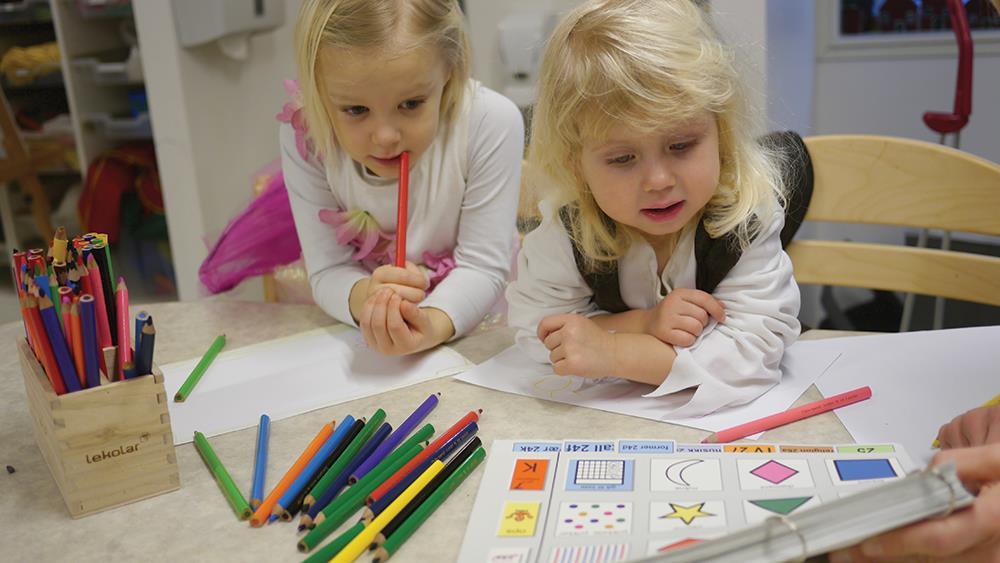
[829,443,1000,563]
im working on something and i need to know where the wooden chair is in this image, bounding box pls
[787,134,1000,309]
[0,87,56,248]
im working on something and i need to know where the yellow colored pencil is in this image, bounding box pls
[329,460,444,563]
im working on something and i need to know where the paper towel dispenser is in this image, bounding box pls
[172,0,284,60]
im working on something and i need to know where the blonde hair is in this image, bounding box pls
[294,0,470,160]
[529,0,785,270]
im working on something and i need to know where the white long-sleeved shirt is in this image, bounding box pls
[281,82,524,337]
[506,202,801,418]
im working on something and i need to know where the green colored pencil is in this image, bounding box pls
[174,334,226,402]
[318,424,433,523]
[303,521,364,563]
[298,441,423,552]
[193,431,252,520]
[302,409,386,510]
[371,447,486,562]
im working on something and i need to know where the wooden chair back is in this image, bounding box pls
[787,134,1000,306]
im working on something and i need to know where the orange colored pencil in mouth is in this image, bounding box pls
[395,152,409,268]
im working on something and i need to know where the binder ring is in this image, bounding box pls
[765,515,808,563]
[927,465,958,519]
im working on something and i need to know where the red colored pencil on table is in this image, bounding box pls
[394,151,409,267]
[367,409,481,505]
[116,278,130,380]
[702,386,872,443]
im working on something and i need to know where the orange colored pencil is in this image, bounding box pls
[249,421,336,527]
[70,303,86,388]
[394,151,409,267]
[24,296,66,395]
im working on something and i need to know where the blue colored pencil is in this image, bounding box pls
[79,295,100,388]
[351,393,439,483]
[250,414,271,509]
[272,414,356,518]
[134,311,149,363]
[38,296,81,393]
[367,421,477,515]
[307,422,392,518]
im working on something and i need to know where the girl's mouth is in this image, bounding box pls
[640,201,685,222]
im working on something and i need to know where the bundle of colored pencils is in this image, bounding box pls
[193,394,487,562]
[10,227,157,395]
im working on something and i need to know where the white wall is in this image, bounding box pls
[133,0,303,300]
[464,0,581,93]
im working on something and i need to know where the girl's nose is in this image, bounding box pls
[372,123,401,149]
[641,157,676,192]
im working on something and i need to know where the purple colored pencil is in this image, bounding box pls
[38,297,81,393]
[367,420,478,515]
[350,393,440,483]
[79,295,100,388]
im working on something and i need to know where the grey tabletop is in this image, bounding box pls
[0,301,854,562]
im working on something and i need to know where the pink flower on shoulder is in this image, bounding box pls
[276,79,316,161]
[317,207,457,287]
[318,208,394,271]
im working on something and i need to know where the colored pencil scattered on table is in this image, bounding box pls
[194,431,252,520]
[174,333,226,402]
[250,414,271,509]
[250,421,335,527]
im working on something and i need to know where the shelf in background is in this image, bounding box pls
[0,0,52,26]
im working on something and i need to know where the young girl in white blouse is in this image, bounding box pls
[506,0,801,417]
[283,0,523,355]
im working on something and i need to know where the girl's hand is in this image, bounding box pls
[936,404,1000,449]
[829,444,1000,563]
[643,288,725,347]
[537,313,616,378]
[360,289,451,356]
[368,261,428,302]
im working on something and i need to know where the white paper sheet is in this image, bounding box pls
[813,326,1000,464]
[454,341,841,434]
[160,326,471,444]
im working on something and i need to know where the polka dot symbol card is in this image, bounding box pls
[458,440,916,562]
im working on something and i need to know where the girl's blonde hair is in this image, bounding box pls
[529,0,786,270]
[294,0,470,160]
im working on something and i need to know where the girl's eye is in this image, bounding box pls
[607,154,635,166]
[669,140,694,152]
[400,99,425,111]
[343,106,368,116]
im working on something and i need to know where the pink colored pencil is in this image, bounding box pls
[116,277,130,380]
[702,386,873,443]
[86,255,112,349]
[394,151,409,267]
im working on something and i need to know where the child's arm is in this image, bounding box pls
[417,87,524,340]
[537,313,677,385]
[281,123,372,325]
[591,288,725,347]
[507,205,612,362]
[644,209,800,417]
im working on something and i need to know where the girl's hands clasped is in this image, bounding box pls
[643,288,725,347]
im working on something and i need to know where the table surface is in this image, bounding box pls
[0,301,856,562]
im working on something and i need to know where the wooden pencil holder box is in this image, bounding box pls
[17,339,180,518]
